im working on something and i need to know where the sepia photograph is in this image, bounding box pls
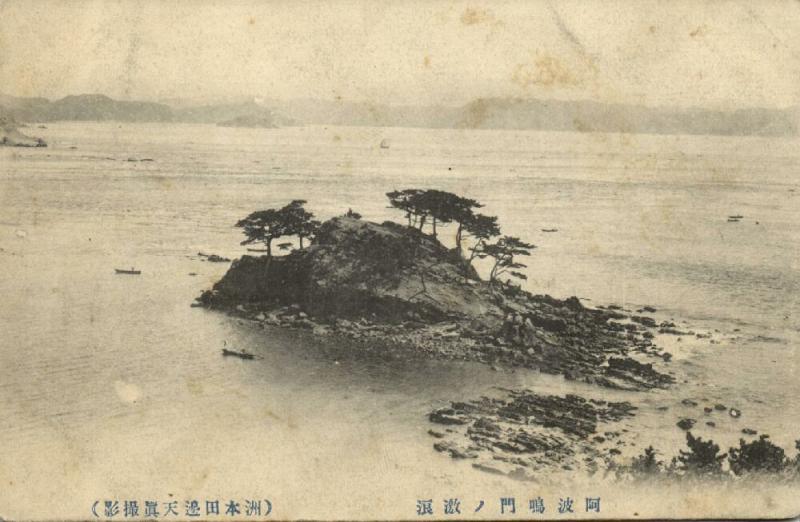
[0,0,798,519]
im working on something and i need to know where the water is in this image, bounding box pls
[0,122,798,519]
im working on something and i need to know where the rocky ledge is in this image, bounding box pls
[198,216,675,390]
[0,116,46,147]
[428,390,637,476]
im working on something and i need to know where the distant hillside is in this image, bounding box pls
[259,98,458,128]
[0,92,795,136]
[264,97,797,137]
[0,94,51,121]
[453,98,798,137]
[40,94,173,122]
[174,100,293,126]
[217,114,278,128]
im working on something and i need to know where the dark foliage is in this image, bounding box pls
[673,431,726,475]
[728,435,788,475]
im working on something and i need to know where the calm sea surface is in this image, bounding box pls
[1,123,798,518]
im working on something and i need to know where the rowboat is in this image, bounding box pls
[222,348,255,360]
[115,268,141,275]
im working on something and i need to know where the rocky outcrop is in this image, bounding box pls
[428,390,638,476]
[200,216,675,390]
[0,115,46,147]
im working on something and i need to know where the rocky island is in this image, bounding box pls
[200,215,673,391]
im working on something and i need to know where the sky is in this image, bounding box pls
[0,0,798,109]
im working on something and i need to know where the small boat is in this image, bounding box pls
[380,138,390,149]
[222,348,255,360]
[728,215,744,219]
[115,268,141,275]
[541,228,558,233]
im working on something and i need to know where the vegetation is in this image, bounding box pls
[236,200,319,257]
[477,236,536,285]
[283,199,321,249]
[386,188,533,284]
[673,432,727,475]
[237,188,537,284]
[728,435,788,475]
[616,432,800,481]
[629,446,663,475]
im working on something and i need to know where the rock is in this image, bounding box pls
[429,408,469,425]
[198,252,231,263]
[741,428,757,435]
[631,316,657,328]
[471,463,504,475]
[296,318,315,329]
[703,407,713,414]
[312,325,330,336]
[660,327,690,335]
[255,312,266,321]
[729,408,742,418]
[427,429,446,439]
[681,399,698,407]
[706,421,716,427]
[433,441,476,459]
[714,403,726,411]
[676,418,696,430]
[235,304,247,313]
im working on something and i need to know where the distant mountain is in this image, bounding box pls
[0,94,52,121]
[0,92,795,136]
[174,101,293,126]
[40,94,173,122]
[256,97,797,136]
[260,98,458,128]
[452,98,798,137]
[217,114,278,128]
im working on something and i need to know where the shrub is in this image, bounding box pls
[673,432,726,475]
[728,435,788,475]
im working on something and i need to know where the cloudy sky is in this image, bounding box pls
[0,0,798,109]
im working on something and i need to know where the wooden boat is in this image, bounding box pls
[115,268,141,275]
[541,228,558,233]
[222,348,255,360]
[728,215,744,219]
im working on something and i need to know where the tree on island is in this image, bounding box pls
[387,188,513,279]
[462,212,501,267]
[387,189,426,228]
[387,189,485,244]
[236,200,319,257]
[478,236,536,285]
[284,199,321,249]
